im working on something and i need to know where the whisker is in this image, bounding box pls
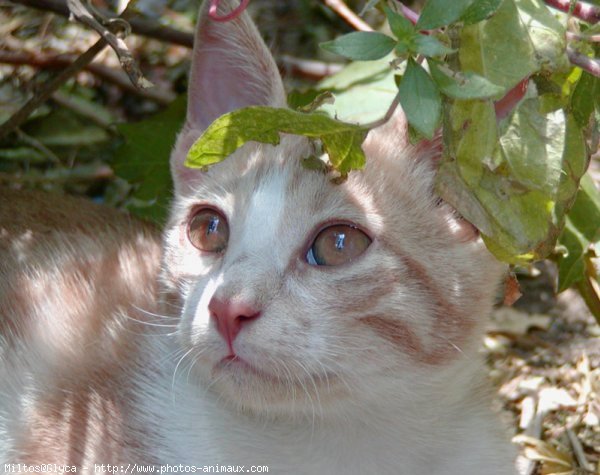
[171,347,195,404]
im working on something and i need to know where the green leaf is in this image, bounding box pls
[321,32,397,61]
[430,61,505,99]
[557,174,600,291]
[317,58,398,124]
[459,0,537,90]
[460,0,503,25]
[417,0,475,29]
[287,89,322,111]
[436,98,588,264]
[384,6,415,41]
[113,95,185,223]
[186,106,368,175]
[517,0,569,76]
[571,71,600,127]
[0,147,46,163]
[398,59,441,139]
[413,35,455,57]
[23,108,109,147]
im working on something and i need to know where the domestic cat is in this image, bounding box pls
[0,0,517,473]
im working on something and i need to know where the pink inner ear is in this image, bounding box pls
[187,55,281,131]
[185,0,286,131]
[171,0,286,193]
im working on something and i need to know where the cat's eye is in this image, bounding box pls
[188,208,229,253]
[307,224,371,266]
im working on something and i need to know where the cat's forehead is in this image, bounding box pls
[188,135,385,230]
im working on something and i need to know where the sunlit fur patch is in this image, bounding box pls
[161,127,504,417]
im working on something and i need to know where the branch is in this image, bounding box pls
[397,3,419,25]
[543,0,600,23]
[8,0,194,47]
[15,128,61,163]
[494,77,530,120]
[566,31,600,42]
[0,164,114,185]
[279,55,343,80]
[65,0,151,89]
[567,46,600,77]
[0,39,107,141]
[323,0,373,31]
[0,50,175,104]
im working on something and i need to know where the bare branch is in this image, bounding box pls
[0,39,107,141]
[0,164,114,185]
[567,46,600,77]
[280,55,343,80]
[0,50,175,105]
[396,2,419,25]
[543,0,600,23]
[566,31,600,42]
[323,0,373,31]
[65,0,151,89]
[8,0,194,47]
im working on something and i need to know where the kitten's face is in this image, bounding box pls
[162,130,503,417]
[161,0,503,417]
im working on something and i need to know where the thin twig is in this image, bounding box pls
[364,92,400,129]
[567,46,600,77]
[543,0,600,23]
[280,55,344,80]
[65,0,151,88]
[566,429,593,471]
[50,90,113,129]
[0,39,107,141]
[323,0,373,31]
[0,50,175,104]
[397,3,419,25]
[15,128,61,164]
[0,164,114,184]
[566,31,600,42]
[8,0,194,47]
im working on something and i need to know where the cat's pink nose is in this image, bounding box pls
[208,296,261,352]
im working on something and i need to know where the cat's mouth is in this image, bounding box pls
[208,354,349,414]
[214,354,337,388]
[215,354,282,382]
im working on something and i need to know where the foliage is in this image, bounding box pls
[186,106,367,175]
[112,96,185,223]
[184,0,600,318]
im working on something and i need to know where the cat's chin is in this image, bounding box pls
[199,355,349,417]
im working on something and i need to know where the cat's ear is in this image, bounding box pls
[171,0,286,193]
[363,104,442,166]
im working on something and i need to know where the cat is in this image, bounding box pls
[0,0,518,473]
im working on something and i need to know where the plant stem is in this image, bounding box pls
[543,0,600,23]
[567,47,600,77]
[323,0,373,31]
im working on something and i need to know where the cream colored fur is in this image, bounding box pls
[0,0,517,473]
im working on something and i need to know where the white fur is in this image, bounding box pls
[0,1,518,473]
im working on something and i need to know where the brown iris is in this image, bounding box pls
[187,208,229,253]
[307,224,371,266]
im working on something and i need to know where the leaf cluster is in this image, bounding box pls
[182,0,600,319]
